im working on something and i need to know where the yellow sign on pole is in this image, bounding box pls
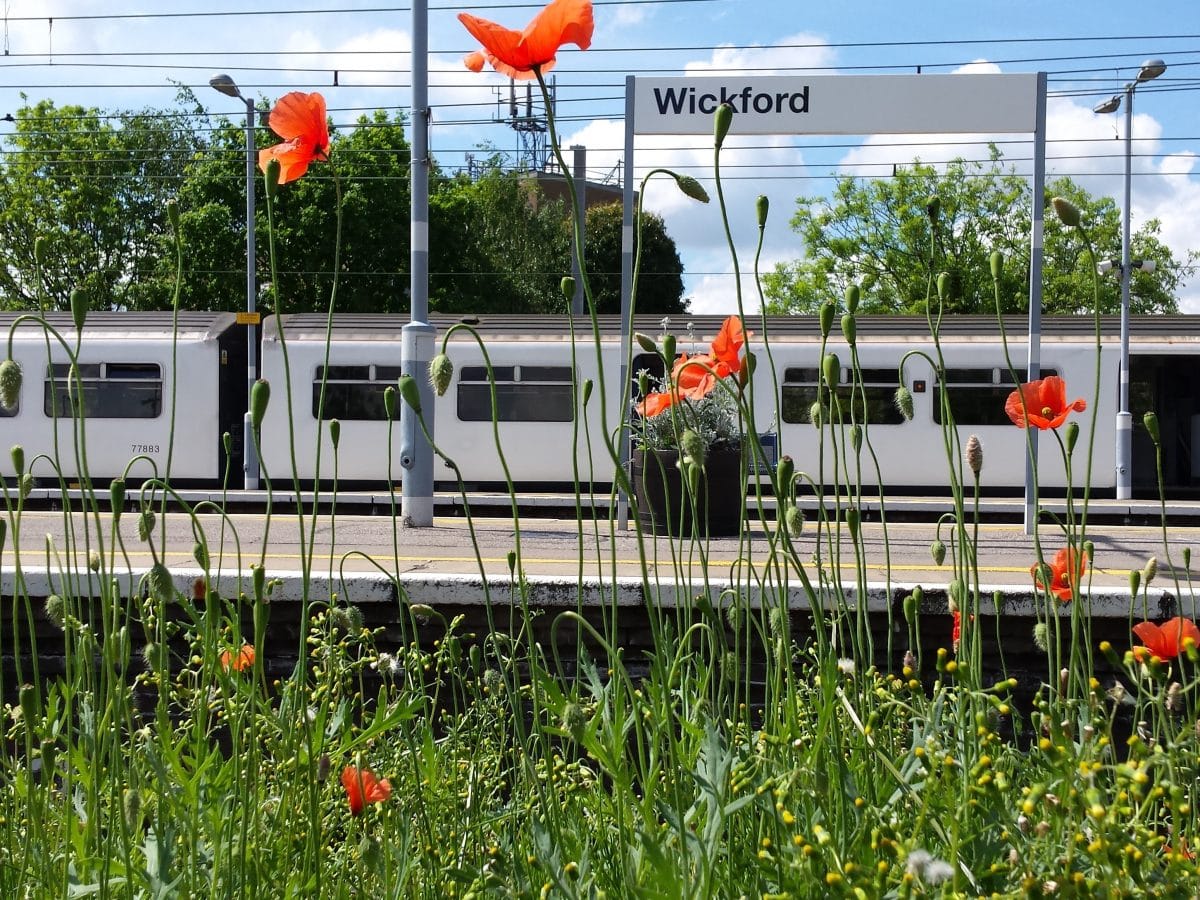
[236,312,262,326]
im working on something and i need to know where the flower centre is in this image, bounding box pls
[1041,406,1053,418]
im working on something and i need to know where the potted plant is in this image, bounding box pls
[631,315,750,537]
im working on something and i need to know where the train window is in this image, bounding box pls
[934,367,1059,425]
[43,362,163,419]
[781,367,905,425]
[457,365,575,422]
[313,364,404,421]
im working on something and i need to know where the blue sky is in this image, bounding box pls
[2,0,1198,311]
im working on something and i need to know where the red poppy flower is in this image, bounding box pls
[1004,376,1087,430]
[220,644,255,673]
[672,353,719,397]
[1030,547,1085,603]
[257,92,330,184]
[459,0,594,81]
[709,315,748,378]
[1132,617,1200,663]
[342,765,391,816]
[635,390,675,418]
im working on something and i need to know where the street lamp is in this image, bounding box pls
[209,73,260,490]
[1092,57,1166,500]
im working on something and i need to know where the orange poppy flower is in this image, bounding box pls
[1004,376,1087,430]
[672,353,719,397]
[459,0,594,80]
[257,92,330,184]
[1030,547,1085,603]
[220,643,255,673]
[709,315,748,378]
[1132,617,1200,663]
[635,390,675,418]
[342,765,392,816]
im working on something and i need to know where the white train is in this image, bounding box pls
[4,311,1200,496]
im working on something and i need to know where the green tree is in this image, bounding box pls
[583,202,687,315]
[763,146,1194,316]
[0,96,201,311]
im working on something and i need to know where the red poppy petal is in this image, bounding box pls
[1133,621,1165,658]
[522,0,594,60]
[464,50,487,72]
[269,92,328,145]
[458,13,529,69]
[258,140,313,184]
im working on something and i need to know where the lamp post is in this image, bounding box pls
[209,73,261,490]
[1093,58,1166,500]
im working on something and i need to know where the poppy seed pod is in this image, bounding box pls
[264,158,282,200]
[1065,421,1079,455]
[1143,412,1160,446]
[845,283,861,314]
[383,385,397,420]
[429,353,454,397]
[990,251,1004,281]
[1051,196,1081,227]
[559,276,575,300]
[818,301,835,338]
[841,314,856,346]
[0,359,23,410]
[250,379,270,430]
[11,444,24,476]
[894,385,914,421]
[714,102,734,149]
[755,194,769,226]
[398,374,422,414]
[822,353,840,390]
[675,174,710,204]
[329,418,341,450]
[634,332,657,354]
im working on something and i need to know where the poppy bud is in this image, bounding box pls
[44,594,65,629]
[840,314,856,346]
[1185,548,1192,569]
[675,174,710,204]
[1051,197,1081,227]
[685,458,702,496]
[560,276,575,300]
[1143,556,1157,586]
[1099,640,1121,667]
[34,236,48,268]
[894,385,914,421]
[822,353,839,390]
[990,251,1004,281]
[809,401,824,429]
[1143,412,1160,446]
[949,579,965,613]
[11,444,24,476]
[383,385,397,420]
[937,272,952,303]
[850,424,862,452]
[252,563,266,604]
[903,590,919,624]
[784,505,804,535]
[0,359,23,411]
[637,371,649,398]
[429,353,453,397]
[845,507,860,541]
[398,374,421,414]
[469,644,483,676]
[122,788,141,831]
[562,702,587,742]
[329,419,341,450]
[818,301,835,338]
[845,284,861,314]
[137,509,155,543]
[680,429,705,467]
[714,102,734,149]
[265,158,282,200]
[19,683,38,736]
[1065,421,1079,455]
[506,550,517,577]
[776,454,794,490]
[147,562,173,604]
[739,350,755,387]
[0,519,6,555]
[166,199,180,232]
[222,432,232,456]
[965,434,983,477]
[755,194,768,226]
[634,332,657,354]
[926,196,940,223]
[931,540,947,567]
[250,379,270,430]
[661,333,676,363]
[193,541,209,571]
[110,478,125,519]
[18,472,32,501]
[581,378,593,405]
[88,549,101,572]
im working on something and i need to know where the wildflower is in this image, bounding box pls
[342,765,391,815]
[836,658,856,677]
[459,0,594,80]
[1031,547,1085,603]
[1005,376,1087,430]
[257,92,330,185]
[220,644,256,673]
[1132,617,1200,663]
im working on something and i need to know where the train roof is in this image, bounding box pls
[263,313,1200,343]
[0,311,240,341]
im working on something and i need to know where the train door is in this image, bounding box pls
[1130,354,1200,494]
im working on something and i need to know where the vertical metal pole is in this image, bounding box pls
[571,144,586,316]
[616,76,636,530]
[1023,72,1047,534]
[243,97,260,490]
[401,0,436,526]
[1115,83,1134,500]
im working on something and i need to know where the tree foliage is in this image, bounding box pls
[584,202,687,315]
[763,146,1195,316]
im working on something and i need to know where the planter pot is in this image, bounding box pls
[631,443,744,537]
